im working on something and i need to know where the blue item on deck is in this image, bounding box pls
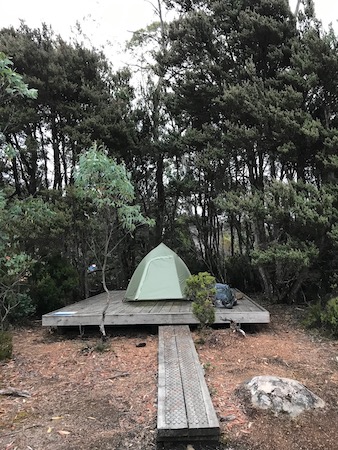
[87,264,97,273]
[214,283,237,309]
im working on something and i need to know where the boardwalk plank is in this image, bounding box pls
[157,325,220,442]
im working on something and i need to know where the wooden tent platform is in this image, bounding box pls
[157,325,219,442]
[42,290,269,328]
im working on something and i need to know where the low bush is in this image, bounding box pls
[0,330,13,360]
[185,272,216,328]
[29,255,79,315]
[225,254,260,293]
[0,292,35,330]
[302,302,323,329]
[304,297,338,337]
[321,297,338,337]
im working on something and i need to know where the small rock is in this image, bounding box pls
[220,414,237,422]
[186,445,195,450]
[135,342,146,348]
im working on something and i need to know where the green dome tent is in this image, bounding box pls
[125,243,191,301]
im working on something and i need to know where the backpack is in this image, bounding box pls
[214,283,237,309]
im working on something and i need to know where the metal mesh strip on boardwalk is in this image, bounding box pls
[158,326,187,430]
[157,325,219,442]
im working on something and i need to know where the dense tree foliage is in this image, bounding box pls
[2,0,338,324]
[0,52,44,329]
[158,0,338,301]
[0,24,135,194]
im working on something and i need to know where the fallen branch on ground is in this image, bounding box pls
[1,424,42,437]
[0,387,31,397]
[109,372,130,380]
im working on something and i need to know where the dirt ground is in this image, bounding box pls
[1,303,338,450]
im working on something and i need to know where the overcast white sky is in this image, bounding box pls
[1,0,166,68]
[1,0,337,68]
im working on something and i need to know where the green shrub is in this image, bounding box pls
[321,297,338,336]
[94,341,110,353]
[29,255,79,315]
[9,293,35,323]
[1,292,35,329]
[0,331,13,360]
[185,272,216,328]
[225,254,260,292]
[192,301,215,328]
[304,297,338,337]
[302,302,323,329]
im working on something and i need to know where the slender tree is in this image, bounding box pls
[74,143,153,337]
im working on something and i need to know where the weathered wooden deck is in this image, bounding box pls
[42,289,270,328]
[157,325,219,442]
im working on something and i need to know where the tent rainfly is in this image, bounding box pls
[125,243,191,301]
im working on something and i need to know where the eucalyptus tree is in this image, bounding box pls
[74,143,153,337]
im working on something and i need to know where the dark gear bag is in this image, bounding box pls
[214,283,237,309]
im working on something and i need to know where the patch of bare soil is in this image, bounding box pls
[1,304,338,450]
[1,327,158,450]
[197,304,338,450]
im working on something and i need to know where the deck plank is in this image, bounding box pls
[157,325,219,442]
[42,290,270,327]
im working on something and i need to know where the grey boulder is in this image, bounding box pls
[238,375,325,417]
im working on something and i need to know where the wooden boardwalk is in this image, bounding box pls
[42,289,270,328]
[157,325,219,442]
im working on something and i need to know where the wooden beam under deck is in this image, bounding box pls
[42,290,270,328]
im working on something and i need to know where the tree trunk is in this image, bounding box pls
[51,113,62,189]
[99,224,113,339]
[11,157,21,197]
[287,267,309,304]
[39,125,49,189]
[257,265,273,299]
[155,152,165,243]
[99,268,111,340]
